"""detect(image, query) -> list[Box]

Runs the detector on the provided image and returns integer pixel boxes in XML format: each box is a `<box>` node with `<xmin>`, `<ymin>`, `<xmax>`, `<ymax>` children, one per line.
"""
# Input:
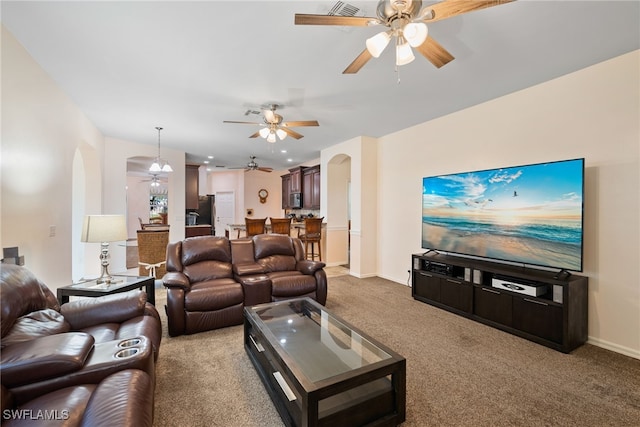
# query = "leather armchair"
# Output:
<box><xmin>163</xmin><ymin>236</ymin><xmax>244</xmax><ymax>336</ymax></box>
<box><xmin>1</xmin><ymin>369</ymin><xmax>154</xmax><ymax>427</ymax></box>
<box><xmin>0</xmin><ymin>265</ymin><xmax>161</xmax><ymax>361</ymax></box>
<box><xmin>0</xmin><ymin>265</ymin><xmax>161</xmax><ymax>423</ymax></box>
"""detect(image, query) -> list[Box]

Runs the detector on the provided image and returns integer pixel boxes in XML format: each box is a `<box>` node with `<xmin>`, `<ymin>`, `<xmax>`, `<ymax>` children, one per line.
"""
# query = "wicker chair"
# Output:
<box><xmin>245</xmin><ymin>218</ymin><xmax>267</xmax><ymax>237</ymax></box>
<box><xmin>269</xmin><ymin>217</ymin><xmax>292</xmax><ymax>235</ymax></box>
<box><xmin>137</xmin><ymin>229</ymin><xmax>169</xmax><ymax>279</ymax></box>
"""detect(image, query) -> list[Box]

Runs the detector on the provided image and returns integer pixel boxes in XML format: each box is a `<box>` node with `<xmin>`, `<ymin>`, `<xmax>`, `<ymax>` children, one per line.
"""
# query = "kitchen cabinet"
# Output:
<box><xmin>281</xmin><ymin>165</ymin><xmax>321</xmax><ymax>210</ymax></box>
<box><xmin>281</xmin><ymin>174</ymin><xmax>291</xmax><ymax>209</ymax></box>
<box><xmin>185</xmin><ymin>165</ymin><xmax>199</xmax><ymax>210</ymax></box>
<box><xmin>288</xmin><ymin>167</ymin><xmax>303</xmax><ymax>193</ymax></box>
<box><xmin>302</xmin><ymin>165</ymin><xmax>320</xmax><ymax>209</ymax></box>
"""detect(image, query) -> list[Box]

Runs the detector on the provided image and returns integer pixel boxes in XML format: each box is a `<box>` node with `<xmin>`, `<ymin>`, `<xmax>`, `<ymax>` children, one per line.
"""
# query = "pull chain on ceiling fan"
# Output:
<box><xmin>294</xmin><ymin>0</ymin><xmax>514</xmax><ymax>74</ymax></box>
<box><xmin>224</xmin><ymin>104</ymin><xmax>319</xmax><ymax>142</ymax></box>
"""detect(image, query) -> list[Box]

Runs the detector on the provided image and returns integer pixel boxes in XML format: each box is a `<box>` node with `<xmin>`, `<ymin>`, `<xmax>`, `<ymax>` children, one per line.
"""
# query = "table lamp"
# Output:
<box><xmin>81</xmin><ymin>215</ymin><xmax>128</xmax><ymax>284</ymax></box>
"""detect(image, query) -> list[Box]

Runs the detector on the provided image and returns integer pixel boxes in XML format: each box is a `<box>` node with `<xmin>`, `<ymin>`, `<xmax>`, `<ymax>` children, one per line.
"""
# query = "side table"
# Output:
<box><xmin>57</xmin><ymin>275</ymin><xmax>155</xmax><ymax>305</ymax></box>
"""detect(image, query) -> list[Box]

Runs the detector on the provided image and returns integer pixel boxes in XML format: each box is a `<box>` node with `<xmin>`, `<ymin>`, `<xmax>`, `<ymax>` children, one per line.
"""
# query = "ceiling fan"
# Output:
<box><xmin>295</xmin><ymin>0</ymin><xmax>513</xmax><ymax>74</ymax></box>
<box><xmin>232</xmin><ymin>156</ymin><xmax>273</xmax><ymax>173</ymax></box>
<box><xmin>141</xmin><ymin>174</ymin><xmax>164</xmax><ymax>187</ymax></box>
<box><xmin>224</xmin><ymin>104</ymin><xmax>319</xmax><ymax>142</ymax></box>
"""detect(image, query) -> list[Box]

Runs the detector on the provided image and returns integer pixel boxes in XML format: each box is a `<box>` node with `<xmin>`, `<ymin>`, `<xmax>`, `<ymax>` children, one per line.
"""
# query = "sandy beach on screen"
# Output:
<box><xmin>421</xmin><ymin>223</ymin><xmax>581</xmax><ymax>270</ymax></box>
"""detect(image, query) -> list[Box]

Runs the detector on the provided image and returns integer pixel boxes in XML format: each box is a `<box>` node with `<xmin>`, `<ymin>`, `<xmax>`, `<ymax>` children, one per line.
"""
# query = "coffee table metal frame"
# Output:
<box><xmin>57</xmin><ymin>275</ymin><xmax>155</xmax><ymax>305</ymax></box>
<box><xmin>244</xmin><ymin>297</ymin><xmax>406</xmax><ymax>427</ymax></box>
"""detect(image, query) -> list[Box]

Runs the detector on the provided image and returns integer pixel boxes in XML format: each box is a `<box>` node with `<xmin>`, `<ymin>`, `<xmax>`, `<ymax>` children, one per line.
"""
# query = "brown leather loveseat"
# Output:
<box><xmin>0</xmin><ymin>264</ymin><xmax>161</xmax><ymax>426</ymax></box>
<box><xmin>163</xmin><ymin>234</ymin><xmax>327</xmax><ymax>336</ymax></box>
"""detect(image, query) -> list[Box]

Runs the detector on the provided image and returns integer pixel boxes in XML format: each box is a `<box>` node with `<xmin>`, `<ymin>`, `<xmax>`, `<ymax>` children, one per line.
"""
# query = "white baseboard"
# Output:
<box><xmin>587</xmin><ymin>336</ymin><xmax>640</xmax><ymax>360</ymax></box>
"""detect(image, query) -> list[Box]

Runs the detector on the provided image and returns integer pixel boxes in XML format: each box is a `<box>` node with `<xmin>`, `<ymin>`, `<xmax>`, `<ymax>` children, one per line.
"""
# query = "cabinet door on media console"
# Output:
<box><xmin>512</xmin><ymin>297</ymin><xmax>563</xmax><ymax>344</ymax></box>
<box><xmin>413</xmin><ymin>271</ymin><xmax>441</xmax><ymax>302</ymax></box>
<box><xmin>440</xmin><ymin>278</ymin><xmax>472</xmax><ymax>313</ymax></box>
<box><xmin>473</xmin><ymin>286</ymin><xmax>513</xmax><ymax>327</ymax></box>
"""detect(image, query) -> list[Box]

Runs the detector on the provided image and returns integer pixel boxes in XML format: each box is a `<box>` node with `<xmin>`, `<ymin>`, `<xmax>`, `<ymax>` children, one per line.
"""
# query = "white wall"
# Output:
<box><xmin>375</xmin><ymin>51</ymin><xmax>639</xmax><ymax>358</ymax></box>
<box><xmin>1</xmin><ymin>27</ymin><xmax>104</xmax><ymax>288</ymax></box>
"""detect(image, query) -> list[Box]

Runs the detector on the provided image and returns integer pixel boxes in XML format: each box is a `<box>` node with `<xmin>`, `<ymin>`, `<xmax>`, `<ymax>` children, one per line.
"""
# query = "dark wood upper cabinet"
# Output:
<box><xmin>281</xmin><ymin>165</ymin><xmax>321</xmax><ymax>210</ymax></box>
<box><xmin>185</xmin><ymin>164</ymin><xmax>199</xmax><ymax>210</ymax></box>
<box><xmin>288</xmin><ymin>167</ymin><xmax>303</xmax><ymax>193</ymax></box>
<box><xmin>303</xmin><ymin>165</ymin><xmax>321</xmax><ymax>210</ymax></box>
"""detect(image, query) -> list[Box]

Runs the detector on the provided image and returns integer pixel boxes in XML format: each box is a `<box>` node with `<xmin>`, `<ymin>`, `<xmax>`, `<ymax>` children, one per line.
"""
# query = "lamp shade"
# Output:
<box><xmin>404</xmin><ymin>22</ymin><xmax>428</xmax><ymax>47</ymax></box>
<box><xmin>81</xmin><ymin>215</ymin><xmax>128</xmax><ymax>243</ymax></box>
<box><xmin>275</xmin><ymin>128</ymin><xmax>287</xmax><ymax>140</ymax></box>
<box><xmin>259</xmin><ymin>127</ymin><xmax>270</xmax><ymax>138</ymax></box>
<box><xmin>396</xmin><ymin>38</ymin><xmax>415</xmax><ymax>66</ymax></box>
<box><xmin>149</xmin><ymin>161</ymin><xmax>162</xmax><ymax>173</ymax></box>
<box><xmin>366</xmin><ymin>31</ymin><xmax>391</xmax><ymax>58</ymax></box>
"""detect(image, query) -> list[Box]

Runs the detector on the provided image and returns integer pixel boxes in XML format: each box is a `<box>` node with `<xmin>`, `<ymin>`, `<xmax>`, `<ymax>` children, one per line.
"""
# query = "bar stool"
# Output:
<box><xmin>245</xmin><ymin>218</ymin><xmax>267</xmax><ymax>237</ymax></box>
<box><xmin>298</xmin><ymin>217</ymin><xmax>323</xmax><ymax>261</ymax></box>
<box><xmin>269</xmin><ymin>217</ymin><xmax>292</xmax><ymax>235</ymax></box>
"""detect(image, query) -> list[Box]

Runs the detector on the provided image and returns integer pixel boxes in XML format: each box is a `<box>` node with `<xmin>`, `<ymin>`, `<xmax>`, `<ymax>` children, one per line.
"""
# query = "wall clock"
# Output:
<box><xmin>258</xmin><ymin>189</ymin><xmax>269</xmax><ymax>204</ymax></box>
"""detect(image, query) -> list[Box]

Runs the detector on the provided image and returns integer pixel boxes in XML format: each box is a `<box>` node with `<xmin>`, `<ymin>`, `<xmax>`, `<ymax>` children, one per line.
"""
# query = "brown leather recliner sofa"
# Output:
<box><xmin>0</xmin><ymin>264</ymin><xmax>161</xmax><ymax>426</ymax></box>
<box><xmin>163</xmin><ymin>234</ymin><xmax>327</xmax><ymax>336</ymax></box>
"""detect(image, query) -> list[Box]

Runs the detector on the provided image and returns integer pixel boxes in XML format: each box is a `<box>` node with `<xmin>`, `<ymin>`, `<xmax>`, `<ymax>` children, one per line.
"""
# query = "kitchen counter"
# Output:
<box><xmin>225</xmin><ymin>222</ymin><xmax>326</xmax><ymax>239</ymax></box>
<box><xmin>185</xmin><ymin>224</ymin><xmax>213</xmax><ymax>238</ymax></box>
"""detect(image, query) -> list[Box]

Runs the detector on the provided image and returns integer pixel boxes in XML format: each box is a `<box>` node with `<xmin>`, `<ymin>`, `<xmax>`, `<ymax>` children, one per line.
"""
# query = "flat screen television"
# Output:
<box><xmin>422</xmin><ymin>158</ymin><xmax>584</xmax><ymax>272</ymax></box>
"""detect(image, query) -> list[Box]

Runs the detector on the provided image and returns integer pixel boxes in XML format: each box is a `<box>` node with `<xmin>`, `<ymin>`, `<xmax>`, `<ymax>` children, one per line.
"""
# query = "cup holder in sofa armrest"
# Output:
<box><xmin>0</xmin><ymin>332</ymin><xmax>95</xmax><ymax>388</ymax></box>
<box><xmin>117</xmin><ymin>338</ymin><xmax>142</xmax><ymax>348</ymax></box>
<box><xmin>114</xmin><ymin>348</ymin><xmax>140</xmax><ymax>359</ymax></box>
<box><xmin>7</xmin><ymin>336</ymin><xmax>155</xmax><ymax>405</ymax></box>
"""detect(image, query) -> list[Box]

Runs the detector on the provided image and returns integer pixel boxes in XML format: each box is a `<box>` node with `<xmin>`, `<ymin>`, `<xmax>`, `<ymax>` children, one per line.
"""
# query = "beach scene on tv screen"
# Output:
<box><xmin>422</xmin><ymin>159</ymin><xmax>583</xmax><ymax>271</ymax></box>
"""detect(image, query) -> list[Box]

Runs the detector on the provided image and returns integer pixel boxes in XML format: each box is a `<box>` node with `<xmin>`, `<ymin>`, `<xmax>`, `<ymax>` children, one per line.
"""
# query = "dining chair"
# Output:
<box><xmin>269</xmin><ymin>217</ymin><xmax>292</xmax><ymax>235</ymax></box>
<box><xmin>298</xmin><ymin>217</ymin><xmax>323</xmax><ymax>261</ymax></box>
<box><xmin>245</xmin><ymin>217</ymin><xmax>267</xmax><ymax>237</ymax></box>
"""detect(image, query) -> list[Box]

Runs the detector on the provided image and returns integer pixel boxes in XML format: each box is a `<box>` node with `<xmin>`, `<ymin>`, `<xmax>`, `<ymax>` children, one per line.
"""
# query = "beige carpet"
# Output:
<box><xmin>153</xmin><ymin>273</ymin><xmax>640</xmax><ymax>427</ymax></box>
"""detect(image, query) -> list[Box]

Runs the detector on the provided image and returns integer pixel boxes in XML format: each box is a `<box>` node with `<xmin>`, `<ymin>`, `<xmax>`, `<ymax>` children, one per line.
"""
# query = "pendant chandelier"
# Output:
<box><xmin>149</xmin><ymin>126</ymin><xmax>173</xmax><ymax>173</ymax></box>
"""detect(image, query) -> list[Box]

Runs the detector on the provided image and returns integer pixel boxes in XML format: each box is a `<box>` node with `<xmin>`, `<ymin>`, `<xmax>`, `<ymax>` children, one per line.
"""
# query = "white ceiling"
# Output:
<box><xmin>2</xmin><ymin>1</ymin><xmax>639</xmax><ymax>171</ymax></box>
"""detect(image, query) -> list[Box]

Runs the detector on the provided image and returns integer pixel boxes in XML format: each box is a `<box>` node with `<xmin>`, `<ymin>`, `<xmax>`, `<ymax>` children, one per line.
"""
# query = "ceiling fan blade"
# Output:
<box><xmin>294</xmin><ymin>14</ymin><xmax>376</xmax><ymax>27</ymax></box>
<box><xmin>280</xmin><ymin>127</ymin><xmax>304</xmax><ymax>140</ymax></box>
<box><xmin>223</xmin><ymin>120</ymin><xmax>261</xmax><ymax>125</ymax></box>
<box><xmin>343</xmin><ymin>49</ymin><xmax>373</xmax><ymax>74</ymax></box>
<box><xmin>415</xmin><ymin>36</ymin><xmax>455</xmax><ymax>68</ymax></box>
<box><xmin>257</xmin><ymin>167</ymin><xmax>273</xmax><ymax>173</ymax></box>
<box><xmin>248</xmin><ymin>131</ymin><xmax>261</xmax><ymax>138</ymax></box>
<box><xmin>281</xmin><ymin>120</ymin><xmax>319</xmax><ymax>127</ymax></box>
<box><xmin>428</xmin><ymin>0</ymin><xmax>514</xmax><ymax>23</ymax></box>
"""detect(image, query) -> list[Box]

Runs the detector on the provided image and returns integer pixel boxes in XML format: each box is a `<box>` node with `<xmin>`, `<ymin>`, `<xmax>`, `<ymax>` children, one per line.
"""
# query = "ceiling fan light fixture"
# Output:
<box><xmin>266</xmin><ymin>132</ymin><xmax>277</xmax><ymax>143</ymax></box>
<box><xmin>395</xmin><ymin>36</ymin><xmax>415</xmax><ymax>66</ymax></box>
<box><xmin>259</xmin><ymin>127</ymin><xmax>270</xmax><ymax>138</ymax></box>
<box><xmin>275</xmin><ymin>128</ymin><xmax>287</xmax><ymax>140</ymax></box>
<box><xmin>161</xmin><ymin>163</ymin><xmax>173</xmax><ymax>173</ymax></box>
<box><xmin>404</xmin><ymin>22</ymin><xmax>427</xmax><ymax>47</ymax></box>
<box><xmin>366</xmin><ymin>31</ymin><xmax>391</xmax><ymax>58</ymax></box>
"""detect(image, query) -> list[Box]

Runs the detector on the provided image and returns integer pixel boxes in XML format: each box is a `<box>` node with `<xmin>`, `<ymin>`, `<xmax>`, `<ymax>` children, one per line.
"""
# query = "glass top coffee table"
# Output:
<box><xmin>244</xmin><ymin>297</ymin><xmax>406</xmax><ymax>427</ymax></box>
<box><xmin>56</xmin><ymin>275</ymin><xmax>155</xmax><ymax>305</ymax></box>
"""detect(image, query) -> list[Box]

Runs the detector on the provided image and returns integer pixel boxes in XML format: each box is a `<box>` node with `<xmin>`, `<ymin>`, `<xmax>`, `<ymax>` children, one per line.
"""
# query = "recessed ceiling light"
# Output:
<box><xmin>287</xmin><ymin>158</ymin><xmax>293</xmax><ymax>162</ymax></box>
<box><xmin>204</xmin><ymin>160</ymin><xmax>210</xmax><ymax>164</ymax></box>
<box><xmin>208</xmin><ymin>155</ymin><xmax>214</xmax><ymax>159</ymax></box>
<box><xmin>281</xmin><ymin>150</ymin><xmax>287</xmax><ymax>153</ymax></box>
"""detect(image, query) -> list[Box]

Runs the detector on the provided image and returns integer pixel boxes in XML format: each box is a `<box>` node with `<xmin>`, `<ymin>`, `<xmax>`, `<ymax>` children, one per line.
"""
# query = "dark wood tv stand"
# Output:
<box><xmin>411</xmin><ymin>252</ymin><xmax>588</xmax><ymax>353</ymax></box>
